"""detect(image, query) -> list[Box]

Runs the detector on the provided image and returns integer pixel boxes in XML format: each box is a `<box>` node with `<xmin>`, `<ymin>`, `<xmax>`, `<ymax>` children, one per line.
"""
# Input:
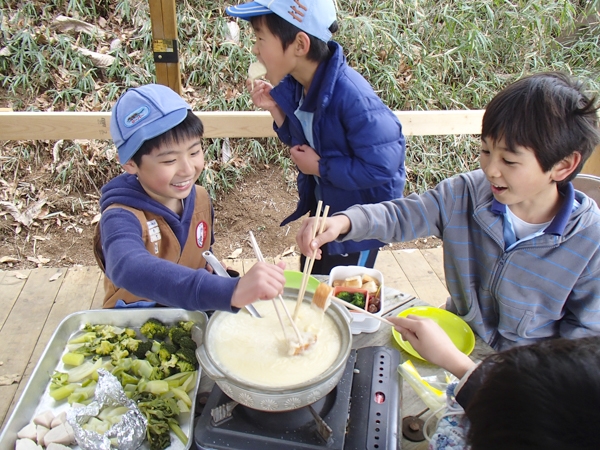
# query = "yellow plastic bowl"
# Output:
<box><xmin>392</xmin><ymin>306</ymin><xmax>475</xmax><ymax>361</ymax></box>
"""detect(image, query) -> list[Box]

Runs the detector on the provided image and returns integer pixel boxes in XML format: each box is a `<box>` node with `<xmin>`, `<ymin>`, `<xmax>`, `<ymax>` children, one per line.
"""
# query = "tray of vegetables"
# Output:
<box><xmin>0</xmin><ymin>308</ymin><xmax>207</xmax><ymax>450</ymax></box>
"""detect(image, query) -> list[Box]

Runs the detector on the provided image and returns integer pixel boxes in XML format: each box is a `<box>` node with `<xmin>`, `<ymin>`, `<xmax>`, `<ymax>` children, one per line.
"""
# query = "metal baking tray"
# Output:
<box><xmin>0</xmin><ymin>308</ymin><xmax>208</xmax><ymax>450</ymax></box>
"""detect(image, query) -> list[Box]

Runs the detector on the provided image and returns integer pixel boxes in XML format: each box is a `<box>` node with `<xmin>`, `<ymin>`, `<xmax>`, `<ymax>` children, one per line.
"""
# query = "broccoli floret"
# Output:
<box><xmin>122</xmin><ymin>327</ymin><xmax>138</xmax><ymax>339</ymax></box>
<box><xmin>111</xmin><ymin>346</ymin><xmax>129</xmax><ymax>362</ymax></box>
<box><xmin>178</xmin><ymin>321</ymin><xmax>194</xmax><ymax>332</ymax></box>
<box><xmin>335</xmin><ymin>291</ymin><xmax>353</xmax><ymax>302</ymax></box>
<box><xmin>168</xmin><ymin>327</ymin><xmax>189</xmax><ymax>346</ymax></box>
<box><xmin>176</xmin><ymin>348</ymin><xmax>197</xmax><ymax>366</ymax></box>
<box><xmin>133</xmin><ymin>341</ymin><xmax>154</xmax><ymax>359</ymax></box>
<box><xmin>351</xmin><ymin>292</ymin><xmax>366</xmax><ymax>309</ymax></box>
<box><xmin>140</xmin><ymin>318</ymin><xmax>168</xmax><ymax>340</ymax></box>
<box><xmin>176</xmin><ymin>360</ymin><xmax>195</xmax><ymax>373</ymax></box>
<box><xmin>121</xmin><ymin>337</ymin><xmax>143</xmax><ymax>353</ymax></box>
<box><xmin>95</xmin><ymin>340</ymin><xmax>115</xmax><ymax>356</ymax></box>
<box><xmin>146</xmin><ymin>351</ymin><xmax>161</xmax><ymax>368</ymax></box>
<box><xmin>158</xmin><ymin>342</ymin><xmax>177</xmax><ymax>361</ymax></box>
<box><xmin>177</xmin><ymin>336</ymin><xmax>197</xmax><ymax>350</ymax></box>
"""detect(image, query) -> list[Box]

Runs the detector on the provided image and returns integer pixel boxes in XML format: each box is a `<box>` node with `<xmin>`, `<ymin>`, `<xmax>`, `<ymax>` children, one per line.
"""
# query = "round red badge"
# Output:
<box><xmin>196</xmin><ymin>221</ymin><xmax>208</xmax><ymax>248</ymax></box>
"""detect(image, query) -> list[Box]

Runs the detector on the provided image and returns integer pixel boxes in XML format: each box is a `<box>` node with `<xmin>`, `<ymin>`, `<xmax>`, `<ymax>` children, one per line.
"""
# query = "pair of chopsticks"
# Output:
<box><xmin>293</xmin><ymin>201</ymin><xmax>330</xmax><ymax>321</ymax></box>
<box><xmin>248</xmin><ymin>231</ymin><xmax>306</xmax><ymax>348</ymax></box>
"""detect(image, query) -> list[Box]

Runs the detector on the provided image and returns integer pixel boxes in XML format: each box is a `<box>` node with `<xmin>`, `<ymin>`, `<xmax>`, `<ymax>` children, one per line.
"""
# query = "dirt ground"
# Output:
<box><xmin>0</xmin><ymin>165</ymin><xmax>441</xmax><ymax>271</ymax></box>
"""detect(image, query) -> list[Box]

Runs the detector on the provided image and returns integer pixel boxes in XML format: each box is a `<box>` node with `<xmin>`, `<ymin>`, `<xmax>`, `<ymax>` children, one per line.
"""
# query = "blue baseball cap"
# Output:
<box><xmin>226</xmin><ymin>0</ymin><xmax>337</xmax><ymax>43</ymax></box>
<box><xmin>110</xmin><ymin>84</ymin><xmax>191</xmax><ymax>163</ymax></box>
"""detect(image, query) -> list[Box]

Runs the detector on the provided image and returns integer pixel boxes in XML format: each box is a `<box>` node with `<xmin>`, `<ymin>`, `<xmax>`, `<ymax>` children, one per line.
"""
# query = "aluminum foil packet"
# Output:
<box><xmin>67</xmin><ymin>369</ymin><xmax>147</xmax><ymax>450</ymax></box>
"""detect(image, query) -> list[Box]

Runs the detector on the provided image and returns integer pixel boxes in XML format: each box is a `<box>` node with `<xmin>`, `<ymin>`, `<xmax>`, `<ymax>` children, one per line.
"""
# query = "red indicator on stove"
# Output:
<box><xmin>374</xmin><ymin>392</ymin><xmax>386</xmax><ymax>403</ymax></box>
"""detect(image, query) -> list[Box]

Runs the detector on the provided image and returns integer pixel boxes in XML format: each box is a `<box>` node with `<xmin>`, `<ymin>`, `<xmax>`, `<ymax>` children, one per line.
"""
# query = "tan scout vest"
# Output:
<box><xmin>93</xmin><ymin>186</ymin><xmax>212</xmax><ymax>308</ymax></box>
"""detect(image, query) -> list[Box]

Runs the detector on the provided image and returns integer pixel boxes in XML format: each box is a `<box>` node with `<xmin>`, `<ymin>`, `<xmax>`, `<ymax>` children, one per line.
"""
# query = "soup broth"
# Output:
<box><xmin>210</xmin><ymin>299</ymin><xmax>342</xmax><ymax>388</ymax></box>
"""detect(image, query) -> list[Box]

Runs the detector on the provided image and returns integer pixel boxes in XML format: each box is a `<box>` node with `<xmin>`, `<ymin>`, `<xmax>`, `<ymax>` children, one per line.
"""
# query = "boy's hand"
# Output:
<box><xmin>230</xmin><ymin>260</ymin><xmax>286</xmax><ymax>309</ymax></box>
<box><xmin>388</xmin><ymin>315</ymin><xmax>475</xmax><ymax>378</ymax></box>
<box><xmin>290</xmin><ymin>144</ymin><xmax>320</xmax><ymax>176</ymax></box>
<box><xmin>296</xmin><ymin>215</ymin><xmax>351</xmax><ymax>258</ymax></box>
<box><xmin>248</xmin><ymin>79</ymin><xmax>277</xmax><ymax>111</ymax></box>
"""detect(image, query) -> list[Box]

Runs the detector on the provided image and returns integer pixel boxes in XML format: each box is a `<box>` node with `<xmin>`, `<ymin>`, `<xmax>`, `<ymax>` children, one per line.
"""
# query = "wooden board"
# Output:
<box><xmin>375</xmin><ymin>250</ymin><xmax>417</xmax><ymax>298</ymax></box>
<box><xmin>391</xmin><ymin>250</ymin><xmax>449</xmax><ymax>307</ymax></box>
<box><xmin>0</xmin><ymin>268</ymin><xmax>63</xmax><ymax>426</ymax></box>
<box><xmin>0</xmin><ymin>270</ymin><xmax>30</xmax><ymax>329</ymax></box>
<box><xmin>0</xmin><ymin>110</ymin><xmax>485</xmax><ymax>140</ymax></box>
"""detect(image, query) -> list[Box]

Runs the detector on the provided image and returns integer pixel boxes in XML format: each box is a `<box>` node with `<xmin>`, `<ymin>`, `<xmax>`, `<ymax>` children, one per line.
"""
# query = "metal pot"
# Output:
<box><xmin>195</xmin><ymin>288</ymin><xmax>352</xmax><ymax>412</ymax></box>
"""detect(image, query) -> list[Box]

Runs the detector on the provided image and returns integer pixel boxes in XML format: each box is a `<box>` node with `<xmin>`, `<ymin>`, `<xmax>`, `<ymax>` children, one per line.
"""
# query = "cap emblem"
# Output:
<box><xmin>124</xmin><ymin>105</ymin><xmax>150</xmax><ymax>128</ymax></box>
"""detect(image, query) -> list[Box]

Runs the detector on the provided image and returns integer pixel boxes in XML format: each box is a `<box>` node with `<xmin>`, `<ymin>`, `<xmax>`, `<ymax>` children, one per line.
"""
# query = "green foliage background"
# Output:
<box><xmin>0</xmin><ymin>0</ymin><xmax>598</xmax><ymax>196</ymax></box>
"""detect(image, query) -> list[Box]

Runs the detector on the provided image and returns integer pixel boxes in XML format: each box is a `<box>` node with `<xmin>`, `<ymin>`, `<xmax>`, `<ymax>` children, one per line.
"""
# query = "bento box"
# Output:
<box><xmin>328</xmin><ymin>266</ymin><xmax>385</xmax><ymax>334</ymax></box>
<box><xmin>0</xmin><ymin>308</ymin><xmax>207</xmax><ymax>450</ymax></box>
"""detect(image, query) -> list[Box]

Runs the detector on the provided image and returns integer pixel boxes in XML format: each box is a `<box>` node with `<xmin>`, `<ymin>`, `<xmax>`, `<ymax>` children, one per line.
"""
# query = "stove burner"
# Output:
<box><xmin>194</xmin><ymin>346</ymin><xmax>400</xmax><ymax>450</ymax></box>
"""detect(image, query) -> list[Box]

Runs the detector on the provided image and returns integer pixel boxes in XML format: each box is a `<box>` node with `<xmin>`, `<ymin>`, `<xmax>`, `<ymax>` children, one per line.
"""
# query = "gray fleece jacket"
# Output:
<box><xmin>340</xmin><ymin>169</ymin><xmax>600</xmax><ymax>350</ymax></box>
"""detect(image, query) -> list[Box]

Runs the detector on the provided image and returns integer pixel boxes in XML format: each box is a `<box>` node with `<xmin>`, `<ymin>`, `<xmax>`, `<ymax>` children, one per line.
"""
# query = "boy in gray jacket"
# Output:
<box><xmin>297</xmin><ymin>72</ymin><xmax>600</xmax><ymax>350</ymax></box>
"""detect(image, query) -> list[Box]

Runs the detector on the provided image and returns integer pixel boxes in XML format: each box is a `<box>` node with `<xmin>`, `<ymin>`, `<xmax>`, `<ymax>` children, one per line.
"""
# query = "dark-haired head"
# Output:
<box><xmin>482</xmin><ymin>72</ymin><xmax>600</xmax><ymax>186</ymax></box>
<box><xmin>250</xmin><ymin>14</ymin><xmax>338</xmax><ymax>63</ymax></box>
<box><xmin>466</xmin><ymin>336</ymin><xmax>600</xmax><ymax>450</ymax></box>
<box><xmin>131</xmin><ymin>110</ymin><xmax>203</xmax><ymax>167</ymax></box>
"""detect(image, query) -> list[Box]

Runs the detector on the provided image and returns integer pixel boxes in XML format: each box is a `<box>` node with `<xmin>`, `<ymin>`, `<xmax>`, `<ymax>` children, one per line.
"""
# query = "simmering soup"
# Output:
<box><xmin>210</xmin><ymin>299</ymin><xmax>342</xmax><ymax>388</ymax></box>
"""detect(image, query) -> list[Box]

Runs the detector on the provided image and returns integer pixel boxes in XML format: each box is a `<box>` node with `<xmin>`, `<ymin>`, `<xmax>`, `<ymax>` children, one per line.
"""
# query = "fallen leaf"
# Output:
<box><xmin>91</xmin><ymin>213</ymin><xmax>101</xmax><ymax>224</ymax></box>
<box><xmin>0</xmin><ymin>256</ymin><xmax>19</xmax><ymax>264</ymax></box>
<box><xmin>73</xmin><ymin>45</ymin><xmax>115</xmax><ymax>67</ymax></box>
<box><xmin>228</xmin><ymin>248</ymin><xmax>243</xmax><ymax>259</ymax></box>
<box><xmin>0</xmin><ymin>374</ymin><xmax>21</xmax><ymax>386</ymax></box>
<box><xmin>51</xmin><ymin>15</ymin><xmax>105</xmax><ymax>37</ymax></box>
<box><xmin>0</xmin><ymin>198</ymin><xmax>47</xmax><ymax>227</ymax></box>
<box><xmin>48</xmin><ymin>272</ymin><xmax>63</xmax><ymax>282</ymax></box>
<box><xmin>13</xmin><ymin>272</ymin><xmax>28</xmax><ymax>279</ymax></box>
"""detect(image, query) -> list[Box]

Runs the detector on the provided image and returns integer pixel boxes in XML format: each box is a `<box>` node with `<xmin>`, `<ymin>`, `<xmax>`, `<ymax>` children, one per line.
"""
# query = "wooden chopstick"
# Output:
<box><xmin>293</xmin><ymin>202</ymin><xmax>329</xmax><ymax>320</ymax></box>
<box><xmin>248</xmin><ymin>231</ymin><xmax>306</xmax><ymax>347</ymax></box>
<box><xmin>329</xmin><ymin>296</ymin><xmax>395</xmax><ymax>326</ymax></box>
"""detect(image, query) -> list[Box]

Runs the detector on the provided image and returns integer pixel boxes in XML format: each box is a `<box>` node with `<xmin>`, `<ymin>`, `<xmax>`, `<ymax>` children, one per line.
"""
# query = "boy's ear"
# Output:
<box><xmin>293</xmin><ymin>32</ymin><xmax>311</xmax><ymax>57</ymax></box>
<box><xmin>552</xmin><ymin>151</ymin><xmax>582</xmax><ymax>182</ymax></box>
<box><xmin>121</xmin><ymin>158</ymin><xmax>139</xmax><ymax>175</ymax></box>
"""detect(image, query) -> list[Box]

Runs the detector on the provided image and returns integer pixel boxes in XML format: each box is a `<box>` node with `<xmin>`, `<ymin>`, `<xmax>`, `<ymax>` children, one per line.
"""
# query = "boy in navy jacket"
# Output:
<box><xmin>226</xmin><ymin>0</ymin><xmax>407</xmax><ymax>274</ymax></box>
<box><xmin>95</xmin><ymin>84</ymin><xmax>286</xmax><ymax>310</ymax></box>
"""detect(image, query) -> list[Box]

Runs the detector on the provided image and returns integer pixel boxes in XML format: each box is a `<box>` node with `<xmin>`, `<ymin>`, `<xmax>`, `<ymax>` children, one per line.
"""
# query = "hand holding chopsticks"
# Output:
<box><xmin>293</xmin><ymin>201</ymin><xmax>330</xmax><ymax>321</ymax></box>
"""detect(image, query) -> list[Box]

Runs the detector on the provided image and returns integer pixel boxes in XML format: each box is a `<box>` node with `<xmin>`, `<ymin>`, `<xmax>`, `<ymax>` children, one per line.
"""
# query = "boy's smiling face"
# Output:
<box><xmin>480</xmin><ymin>137</ymin><xmax>571</xmax><ymax>223</ymax></box>
<box><xmin>122</xmin><ymin>137</ymin><xmax>204</xmax><ymax>214</ymax></box>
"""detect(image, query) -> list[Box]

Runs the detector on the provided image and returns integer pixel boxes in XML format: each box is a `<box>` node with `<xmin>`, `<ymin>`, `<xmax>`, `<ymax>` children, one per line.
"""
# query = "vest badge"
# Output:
<box><xmin>196</xmin><ymin>221</ymin><xmax>208</xmax><ymax>248</ymax></box>
<box><xmin>147</xmin><ymin>219</ymin><xmax>161</xmax><ymax>254</ymax></box>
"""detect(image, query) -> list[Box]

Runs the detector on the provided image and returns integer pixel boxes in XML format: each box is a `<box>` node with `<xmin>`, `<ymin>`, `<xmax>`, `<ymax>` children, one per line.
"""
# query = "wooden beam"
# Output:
<box><xmin>148</xmin><ymin>0</ymin><xmax>181</xmax><ymax>94</ymax></box>
<box><xmin>0</xmin><ymin>110</ymin><xmax>485</xmax><ymax>140</ymax></box>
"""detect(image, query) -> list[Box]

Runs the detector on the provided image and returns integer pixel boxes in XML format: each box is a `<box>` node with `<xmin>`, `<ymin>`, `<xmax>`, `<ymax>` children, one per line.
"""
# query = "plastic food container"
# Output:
<box><xmin>328</xmin><ymin>266</ymin><xmax>385</xmax><ymax>334</ymax></box>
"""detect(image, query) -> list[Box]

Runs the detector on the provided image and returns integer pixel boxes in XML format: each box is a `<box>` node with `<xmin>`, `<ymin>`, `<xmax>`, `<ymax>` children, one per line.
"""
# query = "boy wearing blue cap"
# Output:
<box><xmin>94</xmin><ymin>84</ymin><xmax>286</xmax><ymax>309</ymax></box>
<box><xmin>226</xmin><ymin>0</ymin><xmax>407</xmax><ymax>274</ymax></box>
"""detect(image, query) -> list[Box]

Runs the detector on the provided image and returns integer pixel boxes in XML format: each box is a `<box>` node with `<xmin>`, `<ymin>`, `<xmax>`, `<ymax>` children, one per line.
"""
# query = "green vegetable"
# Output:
<box><xmin>140</xmin><ymin>318</ymin><xmax>168</xmax><ymax>340</ymax></box>
<box><xmin>351</xmin><ymin>292</ymin><xmax>366</xmax><ymax>309</ymax></box>
<box><xmin>62</xmin><ymin>352</ymin><xmax>85</xmax><ymax>367</ymax></box>
<box><xmin>335</xmin><ymin>291</ymin><xmax>352</xmax><ymax>302</ymax></box>
<box><xmin>134</xmin><ymin>392</ymin><xmax>186</xmax><ymax>450</ymax></box>
<box><xmin>133</xmin><ymin>341</ymin><xmax>153</xmax><ymax>360</ymax></box>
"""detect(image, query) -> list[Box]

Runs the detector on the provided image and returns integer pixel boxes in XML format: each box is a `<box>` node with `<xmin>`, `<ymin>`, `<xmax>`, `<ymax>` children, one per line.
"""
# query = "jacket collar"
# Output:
<box><xmin>491</xmin><ymin>182</ymin><xmax>575</xmax><ymax>236</ymax></box>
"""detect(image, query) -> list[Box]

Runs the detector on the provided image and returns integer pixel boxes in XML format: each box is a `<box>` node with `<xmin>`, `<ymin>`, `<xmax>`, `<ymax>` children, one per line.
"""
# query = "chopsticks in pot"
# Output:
<box><xmin>293</xmin><ymin>202</ymin><xmax>330</xmax><ymax>321</ymax></box>
<box><xmin>248</xmin><ymin>231</ymin><xmax>307</xmax><ymax>350</ymax></box>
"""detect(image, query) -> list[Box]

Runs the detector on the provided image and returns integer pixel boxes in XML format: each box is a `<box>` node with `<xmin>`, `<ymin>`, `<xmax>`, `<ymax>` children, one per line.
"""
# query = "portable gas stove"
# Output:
<box><xmin>194</xmin><ymin>346</ymin><xmax>401</xmax><ymax>450</ymax></box>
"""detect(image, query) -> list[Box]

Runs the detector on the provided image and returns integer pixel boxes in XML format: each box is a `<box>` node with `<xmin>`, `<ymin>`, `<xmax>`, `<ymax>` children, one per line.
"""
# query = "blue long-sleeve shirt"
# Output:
<box><xmin>98</xmin><ymin>173</ymin><xmax>237</xmax><ymax>311</ymax></box>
